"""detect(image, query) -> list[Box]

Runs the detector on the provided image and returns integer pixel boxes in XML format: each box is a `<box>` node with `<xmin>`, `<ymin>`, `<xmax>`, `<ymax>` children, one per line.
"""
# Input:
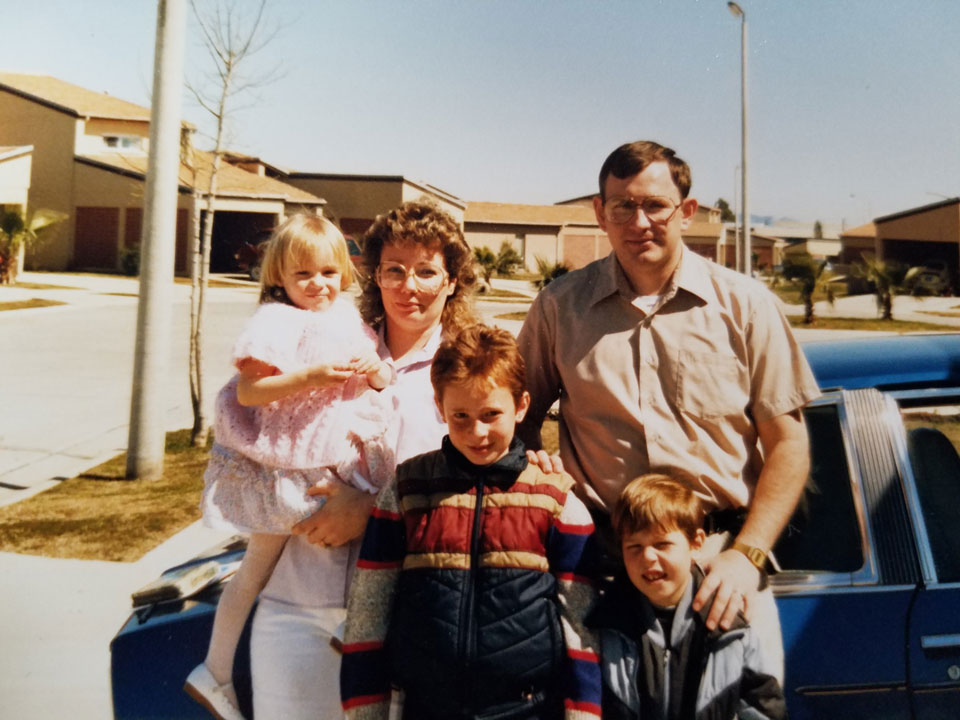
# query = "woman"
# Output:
<box><xmin>248</xmin><ymin>201</ymin><xmax>478</xmax><ymax>719</ymax></box>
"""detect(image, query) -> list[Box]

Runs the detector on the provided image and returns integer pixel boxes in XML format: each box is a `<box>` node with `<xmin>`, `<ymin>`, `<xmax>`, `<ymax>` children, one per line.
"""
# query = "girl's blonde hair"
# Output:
<box><xmin>259</xmin><ymin>213</ymin><xmax>355</xmax><ymax>305</ymax></box>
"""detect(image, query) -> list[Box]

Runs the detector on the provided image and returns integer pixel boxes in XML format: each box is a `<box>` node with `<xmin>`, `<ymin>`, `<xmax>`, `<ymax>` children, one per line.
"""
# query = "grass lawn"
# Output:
<box><xmin>0</xmin><ymin>419</ymin><xmax>561</xmax><ymax>562</ymax></box>
<box><xmin>767</xmin><ymin>280</ymin><xmax>851</xmax><ymax>307</ymax></box>
<box><xmin>787</xmin><ymin>316</ymin><xmax>951</xmax><ymax>332</ymax></box>
<box><xmin>0</xmin><ymin>298</ymin><xmax>67</xmax><ymax>312</ymax></box>
<box><xmin>10</xmin><ymin>281</ymin><xmax>79</xmax><ymax>291</ymax></box>
<box><xmin>496</xmin><ymin>311</ymin><xmax>529</xmax><ymax>321</ymax></box>
<box><xmin>477</xmin><ymin>287</ymin><xmax>531</xmax><ymax>299</ymax></box>
<box><xmin>0</xmin><ymin>429</ymin><xmax>209</xmax><ymax>562</ymax></box>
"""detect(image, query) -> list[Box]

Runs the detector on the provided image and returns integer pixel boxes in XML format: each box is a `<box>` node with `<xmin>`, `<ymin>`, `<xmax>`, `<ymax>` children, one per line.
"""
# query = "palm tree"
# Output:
<box><xmin>531</xmin><ymin>256</ymin><xmax>570</xmax><ymax>291</ymax></box>
<box><xmin>779</xmin><ymin>253</ymin><xmax>836</xmax><ymax>324</ymax></box>
<box><xmin>853</xmin><ymin>253</ymin><xmax>921</xmax><ymax>321</ymax></box>
<box><xmin>473</xmin><ymin>246</ymin><xmax>497</xmax><ymax>286</ymax></box>
<box><xmin>0</xmin><ymin>208</ymin><xmax>68</xmax><ymax>284</ymax></box>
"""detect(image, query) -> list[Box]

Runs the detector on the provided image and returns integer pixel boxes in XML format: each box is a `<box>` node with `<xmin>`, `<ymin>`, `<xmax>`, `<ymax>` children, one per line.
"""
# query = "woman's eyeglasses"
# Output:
<box><xmin>376</xmin><ymin>261</ymin><xmax>449</xmax><ymax>292</ymax></box>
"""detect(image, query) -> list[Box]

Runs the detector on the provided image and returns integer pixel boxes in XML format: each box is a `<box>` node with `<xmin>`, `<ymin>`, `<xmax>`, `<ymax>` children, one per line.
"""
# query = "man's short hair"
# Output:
<box><xmin>612</xmin><ymin>473</ymin><xmax>705</xmax><ymax>542</ymax></box>
<box><xmin>598</xmin><ymin>141</ymin><xmax>692</xmax><ymax>201</ymax></box>
<box><xmin>431</xmin><ymin>324</ymin><xmax>526</xmax><ymax>405</ymax></box>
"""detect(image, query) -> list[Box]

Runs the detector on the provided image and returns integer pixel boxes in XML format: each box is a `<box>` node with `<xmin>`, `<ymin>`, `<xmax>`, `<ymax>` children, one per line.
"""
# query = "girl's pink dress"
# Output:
<box><xmin>201</xmin><ymin>298</ymin><xmax>395</xmax><ymax>533</ymax></box>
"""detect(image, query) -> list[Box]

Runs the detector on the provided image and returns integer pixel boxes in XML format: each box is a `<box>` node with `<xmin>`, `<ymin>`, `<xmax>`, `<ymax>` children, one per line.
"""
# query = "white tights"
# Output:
<box><xmin>204</xmin><ymin>533</ymin><xmax>288</xmax><ymax>686</ymax></box>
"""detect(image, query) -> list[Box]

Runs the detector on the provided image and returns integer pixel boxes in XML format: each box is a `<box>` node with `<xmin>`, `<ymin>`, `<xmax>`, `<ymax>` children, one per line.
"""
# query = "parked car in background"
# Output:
<box><xmin>912</xmin><ymin>261</ymin><xmax>951</xmax><ymax>296</ymax></box>
<box><xmin>110</xmin><ymin>333</ymin><xmax>960</xmax><ymax>720</ymax></box>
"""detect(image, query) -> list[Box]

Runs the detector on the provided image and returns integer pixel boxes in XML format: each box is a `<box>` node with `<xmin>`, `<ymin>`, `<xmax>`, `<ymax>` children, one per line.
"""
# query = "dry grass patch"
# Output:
<box><xmin>496</xmin><ymin>311</ymin><xmax>529</xmax><ymax>322</ymax></box>
<box><xmin>0</xmin><ymin>298</ymin><xmax>67</xmax><ymax>312</ymax></box>
<box><xmin>0</xmin><ymin>419</ymin><xmax>561</xmax><ymax>563</ymax></box>
<box><xmin>0</xmin><ymin>429</ymin><xmax>209</xmax><ymax>562</ymax></box>
<box><xmin>12</xmin><ymin>282</ymin><xmax>79</xmax><ymax>291</ymax></box>
<box><xmin>787</xmin><ymin>316</ymin><xmax>950</xmax><ymax>332</ymax></box>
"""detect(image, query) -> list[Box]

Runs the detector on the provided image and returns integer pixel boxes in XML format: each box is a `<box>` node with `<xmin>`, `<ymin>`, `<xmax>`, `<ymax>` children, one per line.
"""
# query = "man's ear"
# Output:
<box><xmin>515</xmin><ymin>390</ymin><xmax>531</xmax><ymax>423</ymax></box>
<box><xmin>593</xmin><ymin>194</ymin><xmax>608</xmax><ymax>233</ymax></box>
<box><xmin>679</xmin><ymin>197</ymin><xmax>698</xmax><ymax>230</ymax></box>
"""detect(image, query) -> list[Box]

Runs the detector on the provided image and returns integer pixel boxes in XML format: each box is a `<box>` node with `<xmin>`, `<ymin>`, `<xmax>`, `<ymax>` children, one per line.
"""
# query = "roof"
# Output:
<box><xmin>554</xmin><ymin>193</ymin><xmax>596</xmax><ymax>206</ymax></box>
<box><xmin>464</xmin><ymin>201</ymin><xmax>598</xmax><ymax>227</ymax></box>
<box><xmin>874</xmin><ymin>197</ymin><xmax>960</xmax><ymax>224</ymax></box>
<box><xmin>222</xmin><ymin>152</ymin><xmax>290</xmax><ymax>177</ymax></box>
<box><xmin>0</xmin><ymin>145</ymin><xmax>32</xmax><ymax>162</ymax></box>
<box><xmin>0</xmin><ymin>73</ymin><xmax>153</xmax><ymax>121</ymax></box>
<box><xmin>803</xmin><ymin>333</ymin><xmax>960</xmax><ymax>392</ymax></box>
<box><xmin>76</xmin><ymin>151</ymin><xmax>325</xmax><ymax>204</ymax></box>
<box><xmin>840</xmin><ymin>222</ymin><xmax>876</xmax><ymax>239</ymax></box>
<box><xmin>286</xmin><ymin>171</ymin><xmax>465</xmax><ymax>207</ymax></box>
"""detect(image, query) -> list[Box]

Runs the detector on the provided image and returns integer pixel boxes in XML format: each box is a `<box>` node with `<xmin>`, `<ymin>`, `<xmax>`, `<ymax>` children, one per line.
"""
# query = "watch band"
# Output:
<box><xmin>731</xmin><ymin>541</ymin><xmax>768</xmax><ymax>571</ymax></box>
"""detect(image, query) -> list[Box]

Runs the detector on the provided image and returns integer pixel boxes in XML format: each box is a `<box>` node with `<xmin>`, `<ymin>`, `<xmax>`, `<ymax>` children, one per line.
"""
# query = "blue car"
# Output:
<box><xmin>110</xmin><ymin>333</ymin><xmax>960</xmax><ymax>719</ymax></box>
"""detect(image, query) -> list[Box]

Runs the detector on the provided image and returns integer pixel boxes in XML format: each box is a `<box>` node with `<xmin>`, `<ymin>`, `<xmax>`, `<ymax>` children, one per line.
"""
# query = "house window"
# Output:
<box><xmin>103</xmin><ymin>135</ymin><xmax>143</xmax><ymax>151</ymax></box>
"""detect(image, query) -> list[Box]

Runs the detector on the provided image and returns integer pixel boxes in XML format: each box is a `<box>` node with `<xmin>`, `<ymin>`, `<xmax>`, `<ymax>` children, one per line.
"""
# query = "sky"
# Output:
<box><xmin>3</xmin><ymin>0</ymin><xmax>959</xmax><ymax>229</ymax></box>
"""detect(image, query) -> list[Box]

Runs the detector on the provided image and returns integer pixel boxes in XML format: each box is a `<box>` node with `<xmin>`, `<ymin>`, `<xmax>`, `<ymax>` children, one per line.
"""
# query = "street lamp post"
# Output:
<box><xmin>728</xmin><ymin>1</ymin><xmax>749</xmax><ymax>275</ymax></box>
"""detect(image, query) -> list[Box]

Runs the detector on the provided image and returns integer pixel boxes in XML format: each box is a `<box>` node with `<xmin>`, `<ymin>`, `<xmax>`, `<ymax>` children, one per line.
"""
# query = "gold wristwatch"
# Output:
<box><xmin>731</xmin><ymin>541</ymin><xmax>768</xmax><ymax>571</ymax></box>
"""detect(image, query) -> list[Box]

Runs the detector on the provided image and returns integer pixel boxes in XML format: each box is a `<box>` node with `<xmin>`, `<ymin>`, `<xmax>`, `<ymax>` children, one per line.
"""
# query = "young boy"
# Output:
<box><xmin>340</xmin><ymin>324</ymin><xmax>602</xmax><ymax>720</ymax></box>
<box><xmin>587</xmin><ymin>474</ymin><xmax>786</xmax><ymax>720</ymax></box>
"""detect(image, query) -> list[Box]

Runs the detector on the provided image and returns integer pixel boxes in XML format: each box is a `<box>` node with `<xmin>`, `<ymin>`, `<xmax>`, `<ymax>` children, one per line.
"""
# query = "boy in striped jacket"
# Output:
<box><xmin>340</xmin><ymin>324</ymin><xmax>601</xmax><ymax>720</ymax></box>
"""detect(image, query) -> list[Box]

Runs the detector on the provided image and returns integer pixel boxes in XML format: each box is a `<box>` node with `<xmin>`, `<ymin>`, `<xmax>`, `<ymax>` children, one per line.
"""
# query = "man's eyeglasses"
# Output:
<box><xmin>376</xmin><ymin>261</ymin><xmax>449</xmax><ymax>291</ymax></box>
<box><xmin>603</xmin><ymin>195</ymin><xmax>683</xmax><ymax>225</ymax></box>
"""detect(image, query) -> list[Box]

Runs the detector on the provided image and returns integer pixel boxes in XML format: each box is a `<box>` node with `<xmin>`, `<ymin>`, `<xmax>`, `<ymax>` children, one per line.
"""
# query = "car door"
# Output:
<box><xmin>774</xmin><ymin>391</ymin><xmax>922</xmax><ymax>720</ymax></box>
<box><xmin>900</xmin><ymin>401</ymin><xmax>960</xmax><ymax>717</ymax></box>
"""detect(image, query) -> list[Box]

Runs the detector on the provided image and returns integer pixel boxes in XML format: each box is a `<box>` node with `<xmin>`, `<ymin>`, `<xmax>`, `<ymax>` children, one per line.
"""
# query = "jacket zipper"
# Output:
<box><xmin>458</xmin><ymin>478</ymin><xmax>485</xmax><ymax>713</ymax></box>
<box><xmin>661</xmin><ymin>646</ymin><xmax>671</xmax><ymax>720</ymax></box>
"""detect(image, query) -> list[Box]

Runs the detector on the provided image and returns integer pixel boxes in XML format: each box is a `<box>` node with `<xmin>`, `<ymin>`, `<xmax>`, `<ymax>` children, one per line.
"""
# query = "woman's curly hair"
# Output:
<box><xmin>358</xmin><ymin>200</ymin><xmax>477</xmax><ymax>335</ymax></box>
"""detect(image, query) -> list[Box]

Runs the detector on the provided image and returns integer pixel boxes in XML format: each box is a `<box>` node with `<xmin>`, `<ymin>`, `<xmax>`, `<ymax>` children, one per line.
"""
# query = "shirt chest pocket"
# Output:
<box><xmin>675</xmin><ymin>349</ymin><xmax>749</xmax><ymax>419</ymax></box>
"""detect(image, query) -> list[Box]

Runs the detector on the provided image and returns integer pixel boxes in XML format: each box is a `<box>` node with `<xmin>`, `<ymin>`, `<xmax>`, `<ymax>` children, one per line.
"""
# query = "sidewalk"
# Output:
<box><xmin>0</xmin><ymin>521</ymin><xmax>234</xmax><ymax>718</ymax></box>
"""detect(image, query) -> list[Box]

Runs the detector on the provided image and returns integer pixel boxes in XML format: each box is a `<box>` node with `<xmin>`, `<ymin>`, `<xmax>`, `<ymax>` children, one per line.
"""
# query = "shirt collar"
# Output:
<box><xmin>668</xmin><ymin>247</ymin><xmax>718</xmax><ymax>306</ymax></box>
<box><xmin>588</xmin><ymin>246</ymin><xmax>720</xmax><ymax>310</ymax></box>
<box><xmin>440</xmin><ymin>435</ymin><xmax>529</xmax><ymax>490</ymax></box>
<box><xmin>377</xmin><ymin>322</ymin><xmax>444</xmax><ymax>372</ymax></box>
<box><xmin>586</xmin><ymin>252</ymin><xmax>626</xmax><ymax>308</ymax></box>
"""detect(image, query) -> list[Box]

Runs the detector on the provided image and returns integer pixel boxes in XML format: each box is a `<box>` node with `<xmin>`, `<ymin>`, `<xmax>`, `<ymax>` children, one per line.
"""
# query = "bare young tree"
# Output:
<box><xmin>186</xmin><ymin>0</ymin><xmax>279</xmax><ymax>446</ymax></box>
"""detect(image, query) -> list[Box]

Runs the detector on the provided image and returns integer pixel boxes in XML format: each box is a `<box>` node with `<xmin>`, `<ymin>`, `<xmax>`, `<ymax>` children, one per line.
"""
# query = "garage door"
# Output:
<box><xmin>74</xmin><ymin>206</ymin><xmax>119</xmax><ymax>269</ymax></box>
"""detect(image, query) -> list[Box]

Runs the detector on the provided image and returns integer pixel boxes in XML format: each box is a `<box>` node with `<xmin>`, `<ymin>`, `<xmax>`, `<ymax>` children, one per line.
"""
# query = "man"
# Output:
<box><xmin>517</xmin><ymin>141</ymin><xmax>820</xmax><ymax>676</ymax></box>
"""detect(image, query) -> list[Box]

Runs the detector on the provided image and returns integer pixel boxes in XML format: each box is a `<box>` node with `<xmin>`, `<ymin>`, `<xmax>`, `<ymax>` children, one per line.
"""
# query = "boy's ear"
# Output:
<box><xmin>691</xmin><ymin>528</ymin><xmax>706</xmax><ymax>552</ymax></box>
<box><xmin>515</xmin><ymin>390</ymin><xmax>531</xmax><ymax>423</ymax></box>
<box><xmin>435</xmin><ymin>393</ymin><xmax>446</xmax><ymax>421</ymax></box>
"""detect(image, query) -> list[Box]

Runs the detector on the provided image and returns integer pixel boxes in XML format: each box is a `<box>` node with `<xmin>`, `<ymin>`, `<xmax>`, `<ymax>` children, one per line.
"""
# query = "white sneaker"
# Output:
<box><xmin>184</xmin><ymin>663</ymin><xmax>246</xmax><ymax>720</ymax></box>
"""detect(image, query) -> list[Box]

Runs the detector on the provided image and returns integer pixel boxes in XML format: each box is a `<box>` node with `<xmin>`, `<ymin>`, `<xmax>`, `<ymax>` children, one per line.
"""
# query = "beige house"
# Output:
<box><xmin>874</xmin><ymin>198</ymin><xmax>959</xmax><ymax>279</ymax></box>
<box><xmin>0</xmin><ymin>73</ymin><xmax>325</xmax><ymax>272</ymax></box>
<box><xmin>284</xmin><ymin>173</ymin><xmax>465</xmax><ymax>239</ymax></box>
<box><xmin>837</xmin><ymin>222</ymin><xmax>876</xmax><ymax>264</ymax></box>
<box><xmin>464</xmin><ymin>202</ymin><xmax>606</xmax><ymax>271</ymax></box>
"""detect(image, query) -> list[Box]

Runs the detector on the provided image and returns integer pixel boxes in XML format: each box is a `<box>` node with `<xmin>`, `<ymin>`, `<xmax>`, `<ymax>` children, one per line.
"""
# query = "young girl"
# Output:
<box><xmin>185</xmin><ymin>213</ymin><xmax>395</xmax><ymax>720</ymax></box>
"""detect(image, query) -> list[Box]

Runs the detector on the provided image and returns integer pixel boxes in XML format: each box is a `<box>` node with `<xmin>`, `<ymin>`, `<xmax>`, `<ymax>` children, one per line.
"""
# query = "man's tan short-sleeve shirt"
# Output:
<box><xmin>517</xmin><ymin>249</ymin><xmax>820</xmax><ymax>513</ymax></box>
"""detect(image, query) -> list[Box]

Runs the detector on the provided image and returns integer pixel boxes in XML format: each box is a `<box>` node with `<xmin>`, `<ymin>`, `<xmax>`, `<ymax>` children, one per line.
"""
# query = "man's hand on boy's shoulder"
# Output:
<box><xmin>526</xmin><ymin>449</ymin><xmax>564</xmax><ymax>474</ymax></box>
<box><xmin>693</xmin><ymin>549</ymin><xmax>761</xmax><ymax>630</ymax></box>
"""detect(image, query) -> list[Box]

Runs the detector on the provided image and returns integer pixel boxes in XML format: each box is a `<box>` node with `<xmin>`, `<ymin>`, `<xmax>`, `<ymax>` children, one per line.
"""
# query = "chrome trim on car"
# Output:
<box><xmin>834</xmin><ymin>397</ymin><xmax>881</xmax><ymax>586</ymax></box>
<box><xmin>794</xmin><ymin>682</ymin><xmax>907</xmax><ymax>696</ymax></box>
<box><xmin>884</xmin><ymin>393</ymin><xmax>938</xmax><ymax>584</ymax></box>
<box><xmin>920</xmin><ymin>634</ymin><xmax>960</xmax><ymax>651</ymax></box>
<box><xmin>769</xmin><ymin>394</ymin><xmax>879</xmax><ymax>592</ymax></box>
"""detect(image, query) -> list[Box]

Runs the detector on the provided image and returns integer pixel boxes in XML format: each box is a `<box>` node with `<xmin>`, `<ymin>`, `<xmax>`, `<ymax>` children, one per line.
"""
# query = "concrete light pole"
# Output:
<box><xmin>126</xmin><ymin>0</ymin><xmax>187</xmax><ymax>480</ymax></box>
<box><xmin>728</xmin><ymin>1</ymin><xmax>750</xmax><ymax>276</ymax></box>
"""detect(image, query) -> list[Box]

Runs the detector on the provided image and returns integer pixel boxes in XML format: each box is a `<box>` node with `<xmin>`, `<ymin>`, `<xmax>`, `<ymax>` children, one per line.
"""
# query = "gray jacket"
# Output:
<box><xmin>586</xmin><ymin>566</ymin><xmax>786</xmax><ymax>720</ymax></box>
